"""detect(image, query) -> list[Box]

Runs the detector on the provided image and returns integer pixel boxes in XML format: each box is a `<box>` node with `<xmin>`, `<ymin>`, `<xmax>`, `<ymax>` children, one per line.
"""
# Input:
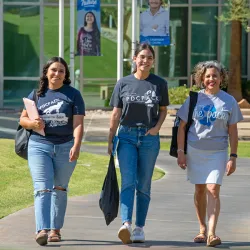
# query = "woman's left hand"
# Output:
<box><xmin>145</xmin><ymin>127</ymin><xmax>159</xmax><ymax>136</ymax></box>
<box><xmin>69</xmin><ymin>146</ymin><xmax>80</xmax><ymax>162</ymax></box>
<box><xmin>226</xmin><ymin>158</ymin><xmax>236</xmax><ymax>176</ymax></box>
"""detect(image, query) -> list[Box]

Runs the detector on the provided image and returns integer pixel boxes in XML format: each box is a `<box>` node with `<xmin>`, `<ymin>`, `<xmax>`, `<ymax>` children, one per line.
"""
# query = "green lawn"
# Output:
<box><xmin>83</xmin><ymin>140</ymin><xmax>250</xmax><ymax>158</ymax></box>
<box><xmin>0</xmin><ymin>139</ymin><xmax>164</xmax><ymax>219</ymax></box>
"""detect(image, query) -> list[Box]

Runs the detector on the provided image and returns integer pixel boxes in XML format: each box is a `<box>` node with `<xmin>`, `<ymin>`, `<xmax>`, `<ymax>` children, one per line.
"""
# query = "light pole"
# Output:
<box><xmin>70</xmin><ymin>0</ymin><xmax>75</xmax><ymax>86</ymax></box>
<box><xmin>59</xmin><ymin>0</ymin><xmax>64</xmax><ymax>58</ymax></box>
<box><xmin>117</xmin><ymin>0</ymin><xmax>124</xmax><ymax>80</ymax></box>
<box><xmin>131</xmin><ymin>0</ymin><xmax>137</xmax><ymax>72</ymax></box>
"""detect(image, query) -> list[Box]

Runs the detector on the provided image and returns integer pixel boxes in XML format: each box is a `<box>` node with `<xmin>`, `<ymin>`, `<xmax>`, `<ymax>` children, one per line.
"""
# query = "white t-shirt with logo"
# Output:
<box><xmin>177</xmin><ymin>89</ymin><xmax>243</xmax><ymax>150</ymax></box>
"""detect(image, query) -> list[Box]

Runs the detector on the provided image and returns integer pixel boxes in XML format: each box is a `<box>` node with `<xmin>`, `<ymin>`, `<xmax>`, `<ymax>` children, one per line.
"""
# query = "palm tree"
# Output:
<box><xmin>218</xmin><ymin>0</ymin><xmax>250</xmax><ymax>104</ymax></box>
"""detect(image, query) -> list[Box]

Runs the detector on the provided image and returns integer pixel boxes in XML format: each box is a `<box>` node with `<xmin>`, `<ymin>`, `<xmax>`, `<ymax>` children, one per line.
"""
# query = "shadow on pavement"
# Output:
<box><xmin>45</xmin><ymin>239</ymin><xmax>250</xmax><ymax>248</ymax></box>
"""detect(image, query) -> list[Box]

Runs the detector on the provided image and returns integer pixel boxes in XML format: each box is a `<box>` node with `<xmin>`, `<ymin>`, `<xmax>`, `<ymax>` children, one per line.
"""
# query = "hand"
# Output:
<box><xmin>145</xmin><ymin>127</ymin><xmax>159</xmax><ymax>136</ymax></box>
<box><xmin>108</xmin><ymin>142</ymin><xmax>113</xmax><ymax>155</ymax></box>
<box><xmin>152</xmin><ymin>24</ymin><xmax>158</xmax><ymax>31</ymax></box>
<box><xmin>32</xmin><ymin>118</ymin><xmax>45</xmax><ymax>130</ymax></box>
<box><xmin>69</xmin><ymin>145</ymin><xmax>80</xmax><ymax>162</ymax></box>
<box><xmin>177</xmin><ymin>151</ymin><xmax>187</xmax><ymax>170</ymax></box>
<box><xmin>226</xmin><ymin>158</ymin><xmax>236</xmax><ymax>176</ymax></box>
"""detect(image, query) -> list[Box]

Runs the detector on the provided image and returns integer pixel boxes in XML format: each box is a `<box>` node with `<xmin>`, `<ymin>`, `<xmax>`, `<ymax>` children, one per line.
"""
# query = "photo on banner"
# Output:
<box><xmin>76</xmin><ymin>0</ymin><xmax>101</xmax><ymax>56</ymax></box>
<box><xmin>140</xmin><ymin>0</ymin><xmax>170</xmax><ymax>46</ymax></box>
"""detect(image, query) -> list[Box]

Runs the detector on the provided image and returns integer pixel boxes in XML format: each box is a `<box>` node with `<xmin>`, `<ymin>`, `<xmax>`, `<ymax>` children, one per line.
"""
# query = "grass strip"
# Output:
<box><xmin>83</xmin><ymin>140</ymin><xmax>250</xmax><ymax>158</ymax></box>
<box><xmin>0</xmin><ymin>139</ymin><xmax>164</xmax><ymax>219</ymax></box>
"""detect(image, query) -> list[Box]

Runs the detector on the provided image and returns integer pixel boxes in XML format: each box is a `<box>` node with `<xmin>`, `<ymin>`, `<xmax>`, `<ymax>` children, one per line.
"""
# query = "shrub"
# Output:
<box><xmin>169</xmin><ymin>85</ymin><xmax>200</xmax><ymax>104</ymax></box>
<box><xmin>242</xmin><ymin>80</ymin><xmax>250</xmax><ymax>103</ymax></box>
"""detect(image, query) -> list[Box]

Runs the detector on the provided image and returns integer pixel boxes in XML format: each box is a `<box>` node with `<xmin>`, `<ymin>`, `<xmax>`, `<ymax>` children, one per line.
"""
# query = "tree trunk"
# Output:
<box><xmin>228</xmin><ymin>20</ymin><xmax>243</xmax><ymax>101</ymax></box>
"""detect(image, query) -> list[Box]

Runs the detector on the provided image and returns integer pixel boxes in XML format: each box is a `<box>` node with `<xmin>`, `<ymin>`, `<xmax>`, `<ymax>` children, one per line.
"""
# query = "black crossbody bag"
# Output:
<box><xmin>169</xmin><ymin>91</ymin><xmax>198</xmax><ymax>158</ymax></box>
<box><xmin>15</xmin><ymin>90</ymin><xmax>38</xmax><ymax>160</ymax></box>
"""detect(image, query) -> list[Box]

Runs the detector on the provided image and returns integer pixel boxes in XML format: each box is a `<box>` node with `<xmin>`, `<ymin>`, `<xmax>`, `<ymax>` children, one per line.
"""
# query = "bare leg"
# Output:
<box><xmin>194</xmin><ymin>184</ymin><xmax>207</xmax><ymax>233</ymax></box>
<box><xmin>207</xmin><ymin>184</ymin><xmax>220</xmax><ymax>236</ymax></box>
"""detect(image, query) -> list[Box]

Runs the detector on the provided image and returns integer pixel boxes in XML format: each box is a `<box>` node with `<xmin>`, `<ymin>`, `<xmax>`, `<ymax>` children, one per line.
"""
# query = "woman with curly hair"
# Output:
<box><xmin>19</xmin><ymin>57</ymin><xmax>85</xmax><ymax>246</ymax></box>
<box><xmin>176</xmin><ymin>61</ymin><xmax>243</xmax><ymax>247</ymax></box>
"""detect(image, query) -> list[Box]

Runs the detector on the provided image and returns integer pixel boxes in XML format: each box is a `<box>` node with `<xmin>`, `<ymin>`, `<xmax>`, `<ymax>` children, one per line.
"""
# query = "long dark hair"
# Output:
<box><xmin>37</xmin><ymin>57</ymin><xmax>71</xmax><ymax>96</ymax></box>
<box><xmin>132</xmin><ymin>43</ymin><xmax>155</xmax><ymax>73</ymax></box>
<box><xmin>84</xmin><ymin>11</ymin><xmax>100</xmax><ymax>35</ymax></box>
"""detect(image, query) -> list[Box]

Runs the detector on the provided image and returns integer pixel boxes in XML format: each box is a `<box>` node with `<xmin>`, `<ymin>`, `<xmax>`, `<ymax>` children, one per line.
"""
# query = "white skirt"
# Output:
<box><xmin>186</xmin><ymin>144</ymin><xmax>228</xmax><ymax>185</ymax></box>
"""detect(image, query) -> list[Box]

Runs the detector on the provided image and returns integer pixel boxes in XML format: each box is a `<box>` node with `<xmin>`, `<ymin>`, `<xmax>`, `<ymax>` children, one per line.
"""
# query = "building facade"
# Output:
<box><xmin>0</xmin><ymin>0</ymin><xmax>249</xmax><ymax>108</ymax></box>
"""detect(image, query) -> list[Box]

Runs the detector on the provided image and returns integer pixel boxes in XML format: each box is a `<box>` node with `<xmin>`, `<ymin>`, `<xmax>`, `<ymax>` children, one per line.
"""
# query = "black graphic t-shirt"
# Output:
<box><xmin>77</xmin><ymin>27</ymin><xmax>100</xmax><ymax>56</ymax></box>
<box><xmin>110</xmin><ymin>74</ymin><xmax>169</xmax><ymax>128</ymax></box>
<box><xmin>27</xmin><ymin>85</ymin><xmax>85</xmax><ymax>145</ymax></box>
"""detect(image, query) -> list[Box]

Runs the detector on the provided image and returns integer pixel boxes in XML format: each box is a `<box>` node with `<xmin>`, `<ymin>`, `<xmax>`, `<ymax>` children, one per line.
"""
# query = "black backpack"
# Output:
<box><xmin>15</xmin><ymin>90</ymin><xmax>38</xmax><ymax>160</ymax></box>
<box><xmin>169</xmin><ymin>91</ymin><xmax>198</xmax><ymax>158</ymax></box>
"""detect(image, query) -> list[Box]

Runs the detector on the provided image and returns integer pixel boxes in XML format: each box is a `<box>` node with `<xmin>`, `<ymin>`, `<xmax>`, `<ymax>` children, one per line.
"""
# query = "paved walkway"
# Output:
<box><xmin>1</xmin><ymin>109</ymin><xmax>250</xmax><ymax>140</ymax></box>
<box><xmin>0</xmin><ymin>145</ymin><xmax>250</xmax><ymax>250</ymax></box>
<box><xmin>0</xmin><ymin>109</ymin><xmax>250</xmax><ymax>249</ymax></box>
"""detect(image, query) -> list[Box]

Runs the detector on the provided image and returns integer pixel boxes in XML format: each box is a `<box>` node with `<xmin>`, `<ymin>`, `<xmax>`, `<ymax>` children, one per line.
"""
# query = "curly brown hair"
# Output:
<box><xmin>37</xmin><ymin>57</ymin><xmax>71</xmax><ymax>96</ymax></box>
<box><xmin>193</xmin><ymin>60</ymin><xmax>229</xmax><ymax>89</ymax></box>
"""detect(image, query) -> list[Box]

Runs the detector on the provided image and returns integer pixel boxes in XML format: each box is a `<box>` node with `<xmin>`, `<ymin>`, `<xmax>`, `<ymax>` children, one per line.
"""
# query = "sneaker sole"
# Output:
<box><xmin>118</xmin><ymin>228</ymin><xmax>132</xmax><ymax>244</ymax></box>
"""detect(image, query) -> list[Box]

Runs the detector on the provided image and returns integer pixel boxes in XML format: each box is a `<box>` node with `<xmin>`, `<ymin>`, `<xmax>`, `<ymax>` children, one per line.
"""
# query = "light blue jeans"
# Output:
<box><xmin>117</xmin><ymin>125</ymin><xmax>160</xmax><ymax>227</ymax></box>
<box><xmin>28</xmin><ymin>139</ymin><xmax>77</xmax><ymax>233</ymax></box>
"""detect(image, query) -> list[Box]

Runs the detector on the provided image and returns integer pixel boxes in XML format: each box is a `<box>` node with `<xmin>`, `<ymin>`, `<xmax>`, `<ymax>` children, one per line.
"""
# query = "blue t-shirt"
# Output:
<box><xmin>110</xmin><ymin>74</ymin><xmax>169</xmax><ymax>128</ymax></box>
<box><xmin>27</xmin><ymin>85</ymin><xmax>85</xmax><ymax>144</ymax></box>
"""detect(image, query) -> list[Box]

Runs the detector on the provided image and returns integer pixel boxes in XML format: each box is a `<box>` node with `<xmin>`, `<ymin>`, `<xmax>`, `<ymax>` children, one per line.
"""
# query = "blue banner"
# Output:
<box><xmin>140</xmin><ymin>1</ymin><xmax>170</xmax><ymax>46</ymax></box>
<box><xmin>76</xmin><ymin>0</ymin><xmax>101</xmax><ymax>56</ymax></box>
<box><xmin>140</xmin><ymin>35</ymin><xmax>170</xmax><ymax>46</ymax></box>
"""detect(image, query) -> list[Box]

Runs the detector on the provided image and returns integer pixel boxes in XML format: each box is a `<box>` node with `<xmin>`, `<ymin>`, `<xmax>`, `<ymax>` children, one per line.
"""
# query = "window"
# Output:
<box><xmin>191</xmin><ymin>7</ymin><xmax>217</xmax><ymax>70</ymax></box>
<box><xmin>4</xmin><ymin>5</ymin><xmax>40</xmax><ymax>77</ymax></box>
<box><xmin>220</xmin><ymin>21</ymin><xmax>248</xmax><ymax>75</ymax></box>
<box><xmin>4</xmin><ymin>80</ymin><xmax>38</xmax><ymax>107</ymax></box>
<box><xmin>173</xmin><ymin>0</ymin><xmax>188</xmax><ymax>3</ymax></box>
<box><xmin>158</xmin><ymin>7</ymin><xmax>188</xmax><ymax>79</ymax></box>
<box><xmin>4</xmin><ymin>0</ymin><xmax>39</xmax><ymax>2</ymax></box>
<box><xmin>192</xmin><ymin>0</ymin><xmax>218</xmax><ymax>3</ymax></box>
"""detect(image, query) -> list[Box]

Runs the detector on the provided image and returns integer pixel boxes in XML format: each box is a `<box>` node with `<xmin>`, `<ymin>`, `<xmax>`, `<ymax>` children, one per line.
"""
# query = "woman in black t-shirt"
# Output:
<box><xmin>108</xmin><ymin>43</ymin><xmax>169</xmax><ymax>244</ymax></box>
<box><xmin>77</xmin><ymin>11</ymin><xmax>100</xmax><ymax>56</ymax></box>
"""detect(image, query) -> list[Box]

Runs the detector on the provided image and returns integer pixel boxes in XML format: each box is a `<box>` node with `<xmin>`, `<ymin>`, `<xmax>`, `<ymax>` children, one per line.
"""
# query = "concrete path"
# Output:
<box><xmin>1</xmin><ymin>109</ymin><xmax>250</xmax><ymax>141</ymax></box>
<box><xmin>0</xmin><ymin>146</ymin><xmax>250</xmax><ymax>250</ymax></box>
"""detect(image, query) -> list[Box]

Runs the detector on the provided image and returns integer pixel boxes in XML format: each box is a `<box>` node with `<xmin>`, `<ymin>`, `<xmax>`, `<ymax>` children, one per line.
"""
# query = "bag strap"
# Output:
<box><xmin>187</xmin><ymin>91</ymin><xmax>198</xmax><ymax>127</ymax></box>
<box><xmin>32</xmin><ymin>89</ymin><xmax>38</xmax><ymax>105</ymax></box>
<box><xmin>184</xmin><ymin>91</ymin><xmax>198</xmax><ymax>152</ymax></box>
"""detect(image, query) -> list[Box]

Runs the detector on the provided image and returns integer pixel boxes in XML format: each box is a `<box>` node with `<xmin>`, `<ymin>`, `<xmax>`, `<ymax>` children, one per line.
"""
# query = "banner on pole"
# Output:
<box><xmin>77</xmin><ymin>0</ymin><xmax>101</xmax><ymax>56</ymax></box>
<box><xmin>140</xmin><ymin>0</ymin><xmax>170</xmax><ymax>46</ymax></box>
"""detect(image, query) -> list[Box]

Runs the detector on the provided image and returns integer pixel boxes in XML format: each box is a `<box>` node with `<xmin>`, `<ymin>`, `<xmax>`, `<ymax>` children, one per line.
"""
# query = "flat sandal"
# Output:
<box><xmin>194</xmin><ymin>231</ymin><xmax>207</xmax><ymax>243</ymax></box>
<box><xmin>207</xmin><ymin>234</ymin><xmax>221</xmax><ymax>247</ymax></box>
<box><xmin>48</xmin><ymin>231</ymin><xmax>61</xmax><ymax>242</ymax></box>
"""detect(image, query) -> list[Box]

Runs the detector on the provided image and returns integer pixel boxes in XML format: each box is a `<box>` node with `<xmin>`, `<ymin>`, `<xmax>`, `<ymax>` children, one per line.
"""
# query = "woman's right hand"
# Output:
<box><xmin>108</xmin><ymin>142</ymin><xmax>113</xmax><ymax>155</ymax></box>
<box><xmin>177</xmin><ymin>151</ymin><xmax>187</xmax><ymax>170</ymax></box>
<box><xmin>32</xmin><ymin>118</ymin><xmax>45</xmax><ymax>130</ymax></box>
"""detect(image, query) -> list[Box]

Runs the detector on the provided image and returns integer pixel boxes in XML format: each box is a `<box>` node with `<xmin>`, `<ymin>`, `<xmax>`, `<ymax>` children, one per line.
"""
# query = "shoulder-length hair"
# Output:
<box><xmin>193</xmin><ymin>60</ymin><xmax>229</xmax><ymax>89</ymax></box>
<box><xmin>37</xmin><ymin>57</ymin><xmax>71</xmax><ymax>96</ymax></box>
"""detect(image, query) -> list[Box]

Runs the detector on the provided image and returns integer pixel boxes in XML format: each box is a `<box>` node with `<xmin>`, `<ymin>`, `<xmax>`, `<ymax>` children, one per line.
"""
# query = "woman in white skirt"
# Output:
<box><xmin>177</xmin><ymin>61</ymin><xmax>243</xmax><ymax>247</ymax></box>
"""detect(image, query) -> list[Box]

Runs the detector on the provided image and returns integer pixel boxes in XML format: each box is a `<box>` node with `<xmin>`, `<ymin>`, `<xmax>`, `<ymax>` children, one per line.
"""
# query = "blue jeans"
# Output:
<box><xmin>117</xmin><ymin>125</ymin><xmax>160</xmax><ymax>227</ymax></box>
<box><xmin>28</xmin><ymin>139</ymin><xmax>77</xmax><ymax>233</ymax></box>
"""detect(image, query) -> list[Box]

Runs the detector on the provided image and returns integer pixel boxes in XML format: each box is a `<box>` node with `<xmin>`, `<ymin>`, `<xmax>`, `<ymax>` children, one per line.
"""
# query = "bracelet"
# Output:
<box><xmin>177</xmin><ymin>149</ymin><xmax>184</xmax><ymax>153</ymax></box>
